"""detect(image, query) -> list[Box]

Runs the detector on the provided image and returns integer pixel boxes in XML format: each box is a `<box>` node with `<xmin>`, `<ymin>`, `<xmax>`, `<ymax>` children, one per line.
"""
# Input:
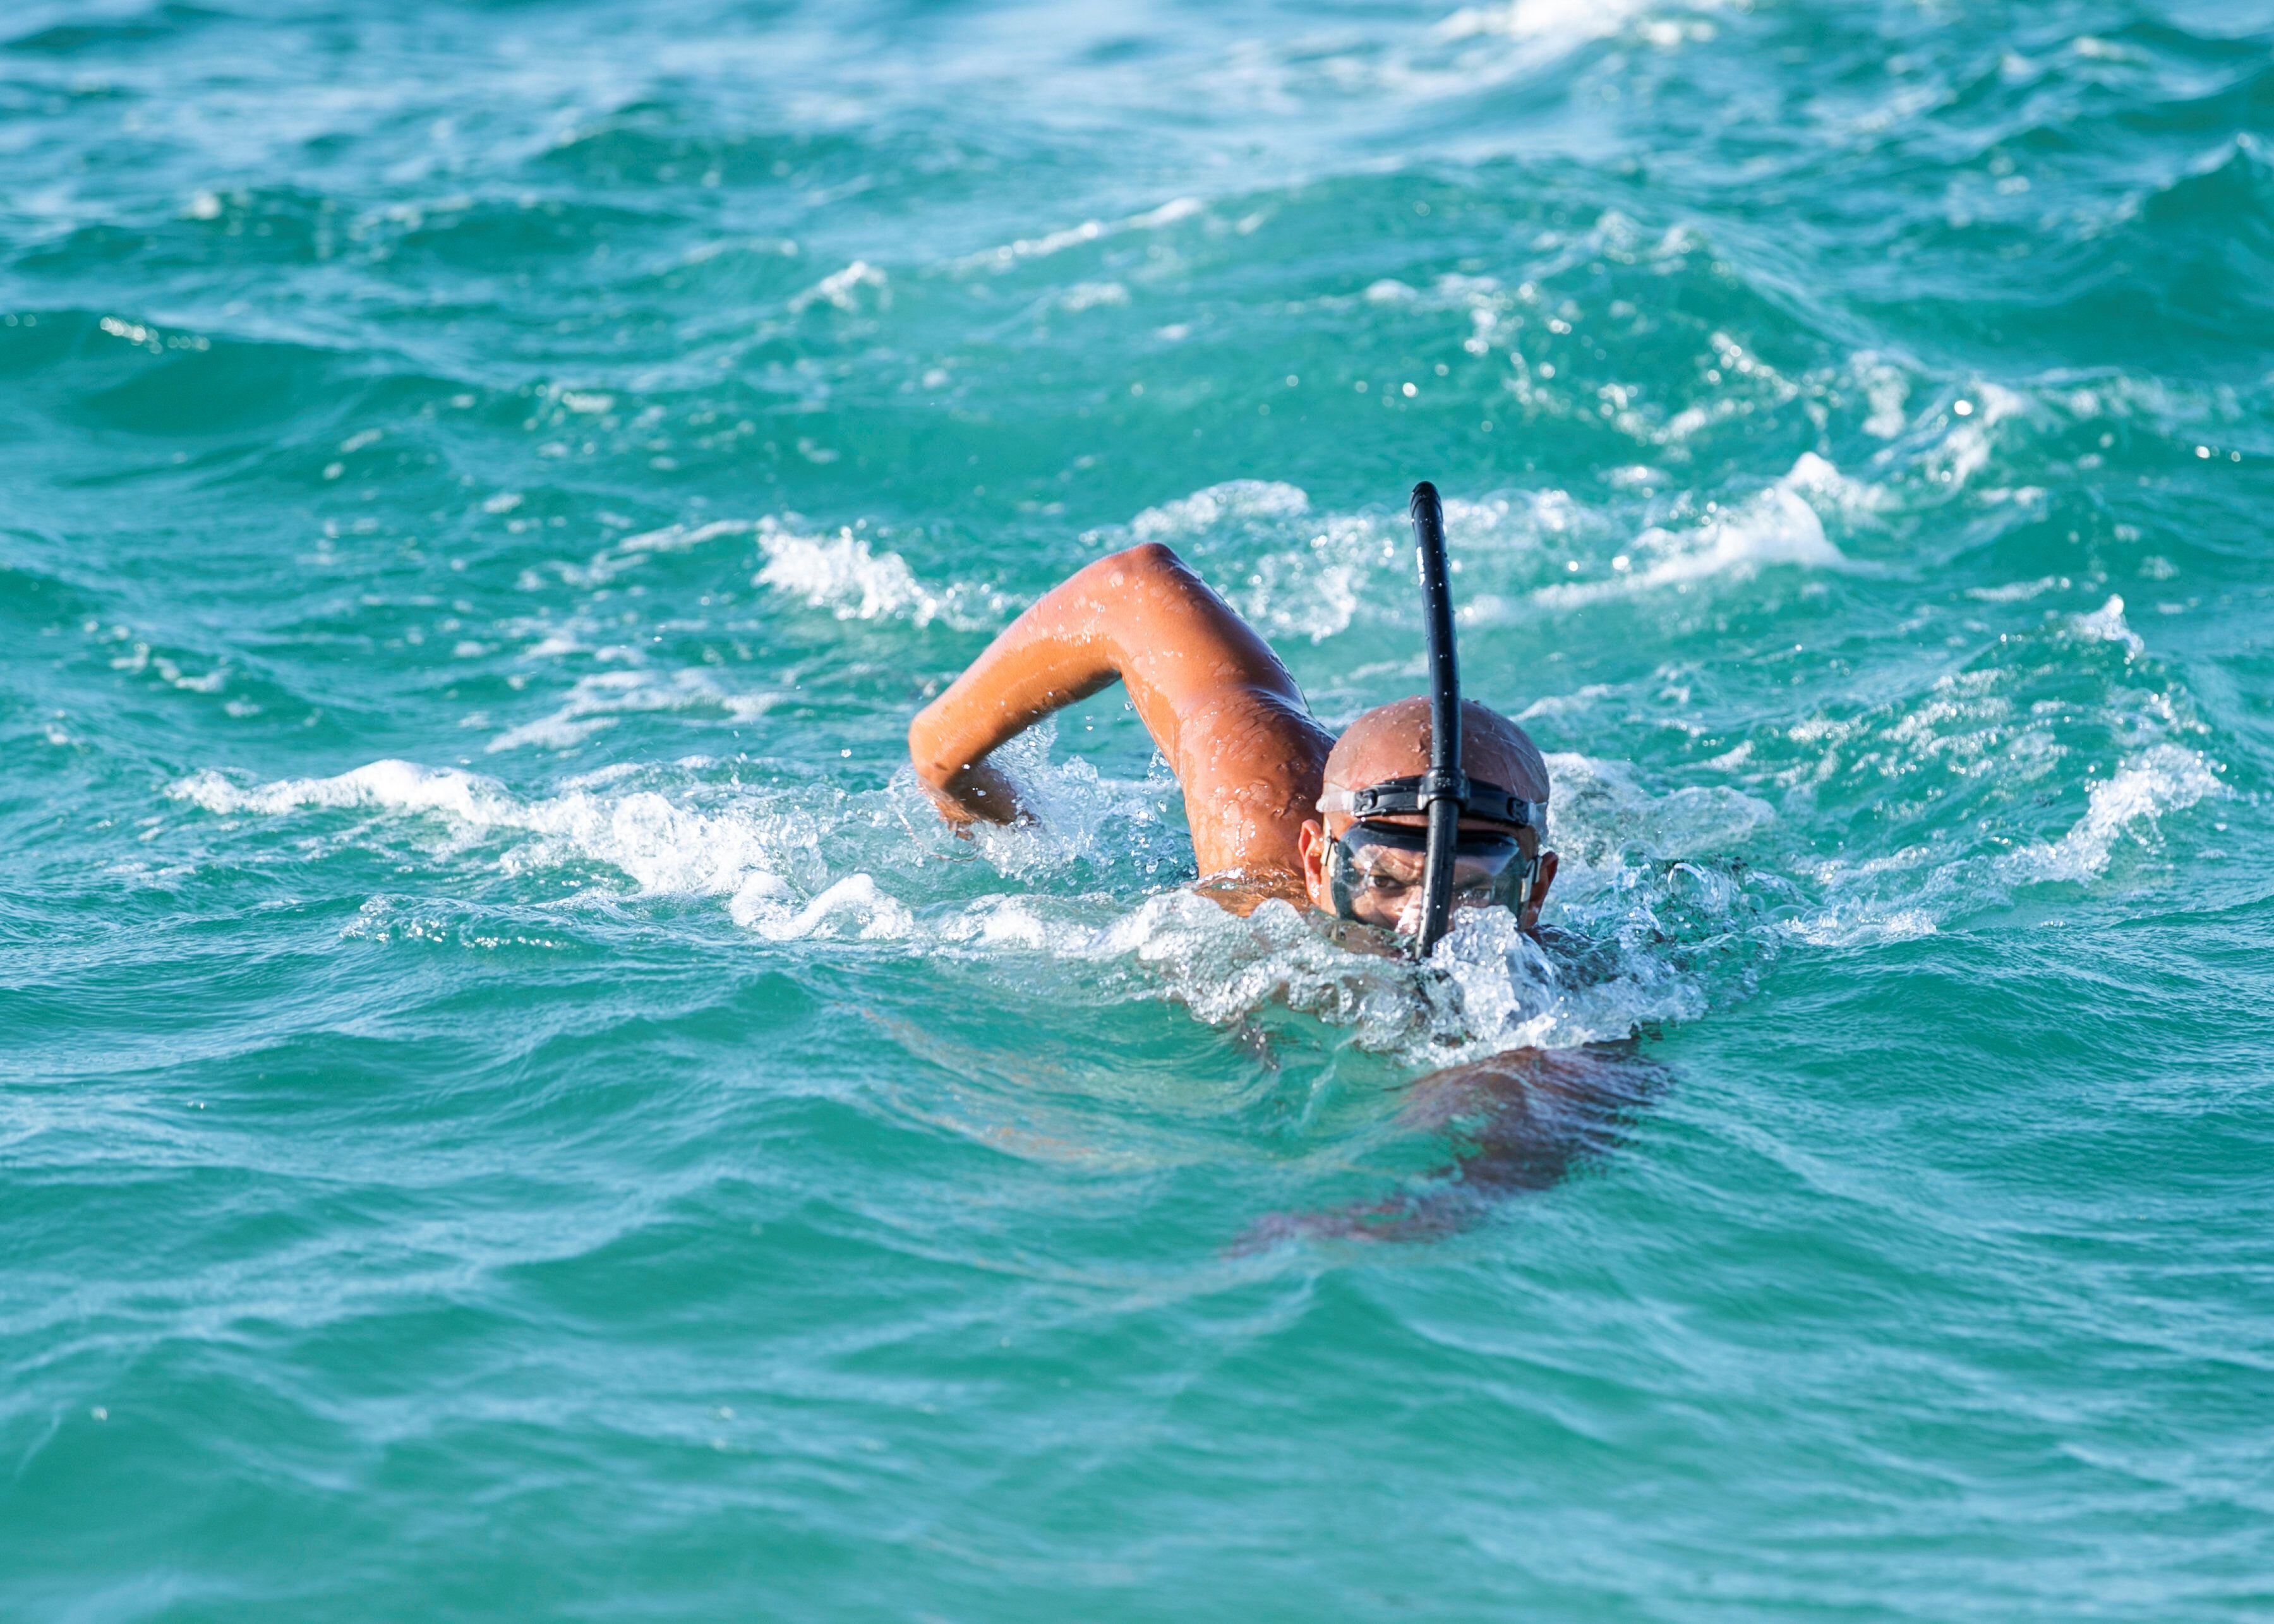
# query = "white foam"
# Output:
<box><xmin>1537</xmin><ymin>474</ymin><xmax>1845</xmax><ymax>606</ymax></box>
<box><xmin>752</xmin><ymin>517</ymin><xmax>1003</xmax><ymax>630</ymax></box>
<box><xmin>1779</xmin><ymin>450</ymin><xmax>1886</xmax><ymax>520</ymax></box>
<box><xmin>535</xmin><ymin>514</ymin><xmax>1003</xmax><ymax>632</ymax></box>
<box><xmin>1069</xmin><ymin>752</ymin><xmax>1775</xmax><ymax>1062</ymax></box>
<box><xmin>789</xmin><ymin>259</ymin><xmax>888</xmax><ymax>315</ymax></box>
<box><xmin>171</xmin><ymin>731</ymin><xmax>1767</xmax><ymax>1065</ymax></box>
<box><xmin>1056</xmin><ymin>281</ymin><xmax>1130</xmax><ymax>312</ymax></box>
<box><xmin>1846</xmin><ymin>350</ymin><xmax>1913</xmax><ymax>439</ymax></box>
<box><xmin>171</xmin><ymin>760</ymin><xmax>810</xmax><ymax>901</ymax></box>
<box><xmin>168</xmin><ymin>747</ymin><xmax>1165</xmax><ymax>953</ymax></box>
<box><xmin>2001</xmin><ymin>744</ymin><xmax>2221</xmax><ymax>885</ymax></box>
<box><xmin>736</xmin><ymin>873</ymin><xmax>915</xmax><ymax>942</ymax></box>
<box><xmin>1786</xmin><ymin>904</ymin><xmax>1939</xmax><ymax>947</ymax></box>
<box><xmin>1124</xmin><ymin>480</ymin><xmax>1311</xmax><ymax>541</ymax></box>
<box><xmin>953</xmin><ymin>724</ymin><xmax>1180</xmax><ymax>882</ymax></box>
<box><xmin>1931</xmin><ymin>383</ymin><xmax>2028</xmax><ymax>486</ymax></box>
<box><xmin>1433</xmin><ymin>0</ymin><xmax>1705</xmax><ymax>49</ymax></box>
<box><xmin>757</xmin><ymin>523</ymin><xmax>935</xmax><ymax>622</ymax></box>
<box><xmin>1966</xmin><ymin>577</ymin><xmax>2063</xmax><ymax>603</ymax></box>
<box><xmin>2073</xmin><ymin>594</ymin><xmax>2145</xmax><ymax>656</ymax></box>
<box><xmin>1103</xmin><ymin>480</ymin><xmax>1596</xmax><ymax>644</ymax></box>
<box><xmin>959</xmin><ymin>196</ymin><xmax>1203</xmax><ymax>272</ymax></box>
<box><xmin>1544</xmin><ymin>752</ymin><xmax>1776</xmax><ymax>863</ymax></box>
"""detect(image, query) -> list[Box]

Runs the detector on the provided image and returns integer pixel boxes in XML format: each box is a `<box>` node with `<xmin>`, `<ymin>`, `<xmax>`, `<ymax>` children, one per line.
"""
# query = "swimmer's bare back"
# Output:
<box><xmin>908</xmin><ymin>542</ymin><xmax>1331</xmax><ymax>891</ymax></box>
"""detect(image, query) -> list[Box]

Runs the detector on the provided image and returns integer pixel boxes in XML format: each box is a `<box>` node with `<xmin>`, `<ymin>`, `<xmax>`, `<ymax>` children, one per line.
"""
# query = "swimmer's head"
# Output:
<box><xmin>1298</xmin><ymin>697</ymin><xmax>1559</xmax><ymax>932</ymax></box>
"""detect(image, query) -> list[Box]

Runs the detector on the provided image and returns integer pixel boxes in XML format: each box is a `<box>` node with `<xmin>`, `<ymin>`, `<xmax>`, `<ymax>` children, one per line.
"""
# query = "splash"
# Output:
<box><xmin>2073</xmin><ymin>594</ymin><xmax>2145</xmax><ymax>656</ymax></box>
<box><xmin>171</xmin><ymin>760</ymin><xmax>824</xmax><ymax>902</ymax></box>
<box><xmin>1536</xmin><ymin>457</ymin><xmax>1853</xmax><ymax>606</ymax></box>
<box><xmin>167</xmin><ymin>736</ymin><xmax>1771</xmax><ymax>1066</ymax></box>
<box><xmin>755</xmin><ymin>520</ymin><xmax>951</xmax><ymax>624</ymax></box>
<box><xmin>2000</xmin><ymin>744</ymin><xmax>2223</xmax><ymax>886</ymax></box>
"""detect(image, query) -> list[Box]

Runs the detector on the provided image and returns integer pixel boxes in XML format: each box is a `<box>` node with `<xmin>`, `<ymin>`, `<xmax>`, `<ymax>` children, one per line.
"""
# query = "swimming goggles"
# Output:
<box><xmin>1321</xmin><ymin>814</ymin><xmax>1541</xmax><ymax>932</ymax></box>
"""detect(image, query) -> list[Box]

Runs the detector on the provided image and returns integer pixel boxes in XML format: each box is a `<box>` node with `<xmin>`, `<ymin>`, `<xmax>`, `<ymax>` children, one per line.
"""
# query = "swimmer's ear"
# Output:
<box><xmin>1523</xmin><ymin>850</ymin><xmax>1559</xmax><ymax>932</ymax></box>
<box><xmin>1297</xmin><ymin>819</ymin><xmax>1330</xmax><ymax>913</ymax></box>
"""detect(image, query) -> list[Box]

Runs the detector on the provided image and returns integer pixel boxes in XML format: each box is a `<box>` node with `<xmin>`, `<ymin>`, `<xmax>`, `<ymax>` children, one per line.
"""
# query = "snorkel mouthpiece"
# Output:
<box><xmin>1410</xmin><ymin>481</ymin><xmax>1462</xmax><ymax>958</ymax></box>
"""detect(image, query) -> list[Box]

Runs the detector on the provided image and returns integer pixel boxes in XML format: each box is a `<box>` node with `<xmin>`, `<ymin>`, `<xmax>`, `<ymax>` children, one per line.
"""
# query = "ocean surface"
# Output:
<box><xmin>6</xmin><ymin>0</ymin><xmax>2272</xmax><ymax>1616</ymax></box>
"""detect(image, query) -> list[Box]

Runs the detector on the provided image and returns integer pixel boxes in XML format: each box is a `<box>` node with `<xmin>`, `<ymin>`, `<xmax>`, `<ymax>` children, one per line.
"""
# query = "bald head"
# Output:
<box><xmin>1323</xmin><ymin>697</ymin><xmax>1549</xmax><ymax>822</ymax></box>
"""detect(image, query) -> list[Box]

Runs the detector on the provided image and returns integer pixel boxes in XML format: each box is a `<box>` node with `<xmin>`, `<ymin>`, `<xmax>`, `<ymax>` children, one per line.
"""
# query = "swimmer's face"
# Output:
<box><xmin>1298</xmin><ymin>812</ymin><xmax>1556</xmax><ymax>935</ymax></box>
<box><xmin>1309</xmin><ymin>696</ymin><xmax>1557</xmax><ymax>933</ymax></box>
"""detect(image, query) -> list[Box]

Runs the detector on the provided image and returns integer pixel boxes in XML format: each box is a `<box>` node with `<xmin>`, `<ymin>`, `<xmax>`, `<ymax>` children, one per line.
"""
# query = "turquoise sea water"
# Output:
<box><xmin>7</xmin><ymin>0</ymin><xmax>2273</xmax><ymax>1615</ymax></box>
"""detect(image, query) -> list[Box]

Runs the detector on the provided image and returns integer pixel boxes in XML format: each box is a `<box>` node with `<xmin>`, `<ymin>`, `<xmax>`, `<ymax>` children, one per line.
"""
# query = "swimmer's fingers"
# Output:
<box><xmin>920</xmin><ymin>759</ymin><xmax>1028</xmax><ymax>829</ymax></box>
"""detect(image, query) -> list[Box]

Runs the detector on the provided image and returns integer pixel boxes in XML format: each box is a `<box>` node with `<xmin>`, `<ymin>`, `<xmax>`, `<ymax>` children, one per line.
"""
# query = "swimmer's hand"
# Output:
<box><xmin>915</xmin><ymin>757</ymin><xmax>1028</xmax><ymax>831</ymax></box>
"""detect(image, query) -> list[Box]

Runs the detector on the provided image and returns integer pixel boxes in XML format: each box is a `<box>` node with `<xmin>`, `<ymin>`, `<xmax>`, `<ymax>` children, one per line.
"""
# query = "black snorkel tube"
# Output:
<box><xmin>1411</xmin><ymin>481</ymin><xmax>1463</xmax><ymax>958</ymax></box>
<box><xmin>1320</xmin><ymin>484</ymin><xmax>1544</xmax><ymax>953</ymax></box>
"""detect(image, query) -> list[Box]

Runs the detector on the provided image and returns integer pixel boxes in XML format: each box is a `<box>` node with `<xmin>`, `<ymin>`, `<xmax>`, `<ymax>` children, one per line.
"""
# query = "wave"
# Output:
<box><xmin>1531</xmin><ymin>459</ymin><xmax>1851</xmax><ymax>606</ymax></box>
<box><xmin>165</xmin><ymin>737</ymin><xmax>1791</xmax><ymax>1065</ymax></box>
<box><xmin>3</xmin><ymin>4</ymin><xmax>224</xmax><ymax>56</ymax></box>
<box><xmin>1996</xmin><ymin>742</ymin><xmax>2223</xmax><ymax>887</ymax></box>
<box><xmin>1079</xmin><ymin>459</ymin><xmax>1867</xmax><ymax>646</ymax></box>
<box><xmin>196</xmin><ymin>689</ymin><xmax>2205</xmax><ymax>1061</ymax></box>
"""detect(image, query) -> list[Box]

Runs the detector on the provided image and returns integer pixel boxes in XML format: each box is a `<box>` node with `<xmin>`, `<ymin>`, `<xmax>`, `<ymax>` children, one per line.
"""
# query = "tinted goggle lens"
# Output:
<box><xmin>1328</xmin><ymin>824</ymin><xmax>1534</xmax><ymax>929</ymax></box>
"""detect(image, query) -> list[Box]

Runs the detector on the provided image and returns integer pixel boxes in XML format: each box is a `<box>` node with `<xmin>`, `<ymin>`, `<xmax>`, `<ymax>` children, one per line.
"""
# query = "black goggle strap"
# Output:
<box><xmin>1318</xmin><ymin>778</ymin><xmax>1544</xmax><ymax>831</ymax></box>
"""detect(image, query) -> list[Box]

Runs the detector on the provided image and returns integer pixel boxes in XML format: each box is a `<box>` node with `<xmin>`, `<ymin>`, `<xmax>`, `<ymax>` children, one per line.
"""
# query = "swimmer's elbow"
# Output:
<box><xmin>1119</xmin><ymin>539</ymin><xmax>1184</xmax><ymax>573</ymax></box>
<box><xmin>1093</xmin><ymin>539</ymin><xmax>1186</xmax><ymax>589</ymax></box>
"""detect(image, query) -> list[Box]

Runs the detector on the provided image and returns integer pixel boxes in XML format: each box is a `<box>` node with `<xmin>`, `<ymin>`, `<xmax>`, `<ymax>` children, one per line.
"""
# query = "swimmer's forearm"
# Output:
<box><xmin>907</xmin><ymin>599</ymin><xmax>1121</xmax><ymax>817</ymax></box>
<box><xmin>909</xmin><ymin>543</ymin><xmax>1298</xmax><ymax>809</ymax></box>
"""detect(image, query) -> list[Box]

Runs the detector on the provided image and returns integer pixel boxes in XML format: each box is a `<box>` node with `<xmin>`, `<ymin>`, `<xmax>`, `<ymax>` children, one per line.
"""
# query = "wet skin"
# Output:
<box><xmin>910</xmin><ymin>541</ymin><xmax>1637</xmax><ymax>1236</ymax></box>
<box><xmin>909</xmin><ymin>541</ymin><xmax>1561</xmax><ymax>914</ymax></box>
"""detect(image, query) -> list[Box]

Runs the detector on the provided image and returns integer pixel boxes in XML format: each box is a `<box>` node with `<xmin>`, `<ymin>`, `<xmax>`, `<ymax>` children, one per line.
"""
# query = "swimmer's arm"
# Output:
<box><xmin>908</xmin><ymin>543</ymin><xmax>1328</xmax><ymax>868</ymax></box>
<box><xmin>1398</xmin><ymin>1044</ymin><xmax>1656</xmax><ymax>1198</ymax></box>
<box><xmin>1237</xmin><ymin>1044</ymin><xmax>1661</xmax><ymax>1246</ymax></box>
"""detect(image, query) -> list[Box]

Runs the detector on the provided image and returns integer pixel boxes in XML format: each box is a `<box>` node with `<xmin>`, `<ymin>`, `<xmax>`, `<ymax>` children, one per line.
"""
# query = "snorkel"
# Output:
<box><xmin>1315</xmin><ymin>483</ymin><xmax>1546</xmax><ymax>956</ymax></box>
<box><xmin>1411</xmin><ymin>480</ymin><xmax>1464</xmax><ymax>957</ymax></box>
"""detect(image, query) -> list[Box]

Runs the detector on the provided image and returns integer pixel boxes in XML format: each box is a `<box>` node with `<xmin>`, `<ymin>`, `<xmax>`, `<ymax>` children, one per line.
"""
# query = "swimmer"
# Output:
<box><xmin>907</xmin><ymin>542</ymin><xmax>1558</xmax><ymax>942</ymax></box>
<box><xmin>909</xmin><ymin>488</ymin><xmax>1658</xmax><ymax>1240</ymax></box>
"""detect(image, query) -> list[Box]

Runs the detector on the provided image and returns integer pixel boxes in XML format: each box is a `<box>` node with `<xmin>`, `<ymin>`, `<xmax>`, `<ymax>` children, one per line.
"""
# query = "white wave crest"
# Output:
<box><xmin>172</xmin><ymin>760</ymin><xmax>817</xmax><ymax>903</ymax></box>
<box><xmin>546</xmin><ymin>512</ymin><xmax>1004</xmax><ymax>630</ymax></box>
<box><xmin>754</xmin><ymin>517</ymin><xmax>1003</xmax><ymax>629</ymax></box>
<box><xmin>1126</xmin><ymin>479</ymin><xmax>1312</xmax><ymax>541</ymax></box>
<box><xmin>1103</xmin><ymin>480</ymin><xmax>1591</xmax><ymax>644</ymax></box>
<box><xmin>1930</xmin><ymin>382</ymin><xmax>2029</xmax><ymax>487</ymax></box>
<box><xmin>958</xmin><ymin>196</ymin><xmax>1204</xmax><ymax>272</ymax></box>
<box><xmin>733</xmin><ymin>872</ymin><xmax>915</xmax><ymax>941</ymax></box>
<box><xmin>2073</xmin><ymin>594</ymin><xmax>2145</xmax><ymax>656</ymax></box>
<box><xmin>789</xmin><ymin>259</ymin><xmax>889</xmax><ymax>315</ymax></box>
<box><xmin>1786</xmin><ymin>903</ymin><xmax>1939</xmax><ymax>948</ymax></box>
<box><xmin>1434</xmin><ymin>0</ymin><xmax>1707</xmax><ymax>42</ymax></box>
<box><xmin>1537</xmin><ymin>459</ymin><xmax>1849</xmax><ymax>606</ymax></box>
<box><xmin>2000</xmin><ymin>744</ymin><xmax>2222</xmax><ymax>885</ymax></box>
